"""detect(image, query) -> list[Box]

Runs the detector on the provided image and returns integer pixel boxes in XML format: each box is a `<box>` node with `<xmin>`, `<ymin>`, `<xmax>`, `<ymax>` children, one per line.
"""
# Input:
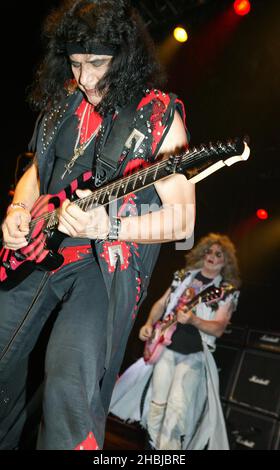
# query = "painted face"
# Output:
<box><xmin>203</xmin><ymin>243</ymin><xmax>225</xmax><ymax>275</ymax></box>
<box><xmin>69</xmin><ymin>54</ymin><xmax>112</xmax><ymax>106</ymax></box>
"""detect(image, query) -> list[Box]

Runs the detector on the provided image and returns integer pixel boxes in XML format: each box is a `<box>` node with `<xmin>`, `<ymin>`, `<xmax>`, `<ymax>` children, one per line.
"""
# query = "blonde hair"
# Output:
<box><xmin>185</xmin><ymin>233</ymin><xmax>241</xmax><ymax>288</ymax></box>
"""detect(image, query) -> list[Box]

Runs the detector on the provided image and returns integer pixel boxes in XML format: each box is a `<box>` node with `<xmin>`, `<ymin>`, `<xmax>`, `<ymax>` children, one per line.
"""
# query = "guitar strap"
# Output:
<box><xmin>94</xmin><ymin>94</ymin><xmax>143</xmax><ymax>187</ymax></box>
<box><xmin>94</xmin><ymin>92</ymin><xmax>179</xmax><ymax>187</ymax></box>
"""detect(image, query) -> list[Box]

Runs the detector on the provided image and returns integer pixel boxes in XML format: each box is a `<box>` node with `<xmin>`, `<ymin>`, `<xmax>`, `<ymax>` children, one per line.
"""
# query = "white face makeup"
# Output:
<box><xmin>70</xmin><ymin>54</ymin><xmax>112</xmax><ymax>106</ymax></box>
<box><xmin>203</xmin><ymin>243</ymin><xmax>225</xmax><ymax>277</ymax></box>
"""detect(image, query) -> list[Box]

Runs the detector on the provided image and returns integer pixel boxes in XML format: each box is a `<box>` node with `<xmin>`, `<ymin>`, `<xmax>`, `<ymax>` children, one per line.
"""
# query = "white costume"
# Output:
<box><xmin>110</xmin><ymin>269</ymin><xmax>239</xmax><ymax>450</ymax></box>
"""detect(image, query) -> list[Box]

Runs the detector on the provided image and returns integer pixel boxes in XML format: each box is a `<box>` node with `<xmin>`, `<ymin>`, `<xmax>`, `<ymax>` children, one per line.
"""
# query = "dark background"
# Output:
<box><xmin>0</xmin><ymin>0</ymin><xmax>279</xmax><ymax>367</ymax></box>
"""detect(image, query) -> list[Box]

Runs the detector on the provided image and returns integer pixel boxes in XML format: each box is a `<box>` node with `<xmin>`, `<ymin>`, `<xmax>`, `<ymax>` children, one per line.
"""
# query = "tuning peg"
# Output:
<box><xmin>198</xmin><ymin>143</ymin><xmax>207</xmax><ymax>152</ymax></box>
<box><xmin>208</xmin><ymin>141</ymin><xmax>219</xmax><ymax>154</ymax></box>
<box><xmin>226</xmin><ymin>138</ymin><xmax>236</xmax><ymax>150</ymax></box>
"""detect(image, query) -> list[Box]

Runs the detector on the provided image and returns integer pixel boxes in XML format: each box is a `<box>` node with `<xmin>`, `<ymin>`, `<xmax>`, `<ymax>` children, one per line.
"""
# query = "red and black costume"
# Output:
<box><xmin>0</xmin><ymin>87</ymin><xmax>186</xmax><ymax>450</ymax></box>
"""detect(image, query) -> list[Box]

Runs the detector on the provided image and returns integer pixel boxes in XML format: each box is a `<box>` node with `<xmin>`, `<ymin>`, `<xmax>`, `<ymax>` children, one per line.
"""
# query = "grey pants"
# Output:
<box><xmin>0</xmin><ymin>254</ymin><xmax>109</xmax><ymax>450</ymax></box>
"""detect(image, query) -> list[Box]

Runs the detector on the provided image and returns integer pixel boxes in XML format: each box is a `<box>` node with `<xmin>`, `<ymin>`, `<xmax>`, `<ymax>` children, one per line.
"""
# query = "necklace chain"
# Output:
<box><xmin>61</xmin><ymin>102</ymin><xmax>100</xmax><ymax>180</ymax></box>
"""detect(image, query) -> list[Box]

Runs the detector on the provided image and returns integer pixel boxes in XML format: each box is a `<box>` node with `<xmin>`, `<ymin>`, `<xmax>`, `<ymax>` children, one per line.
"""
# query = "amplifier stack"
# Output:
<box><xmin>214</xmin><ymin>326</ymin><xmax>280</xmax><ymax>450</ymax></box>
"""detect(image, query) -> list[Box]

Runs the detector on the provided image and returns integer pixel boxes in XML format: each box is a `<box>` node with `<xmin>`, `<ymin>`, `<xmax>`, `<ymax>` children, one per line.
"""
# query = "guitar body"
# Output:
<box><xmin>0</xmin><ymin>172</ymin><xmax>94</xmax><ymax>289</ymax></box>
<box><xmin>0</xmin><ymin>194</ymin><xmax>65</xmax><ymax>288</ymax></box>
<box><xmin>143</xmin><ymin>316</ymin><xmax>177</xmax><ymax>364</ymax></box>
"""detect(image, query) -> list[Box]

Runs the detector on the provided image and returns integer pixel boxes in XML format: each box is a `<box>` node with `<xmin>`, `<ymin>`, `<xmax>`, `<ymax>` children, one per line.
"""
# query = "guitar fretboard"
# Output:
<box><xmin>74</xmin><ymin>141</ymin><xmax>236</xmax><ymax>211</ymax></box>
<box><xmin>29</xmin><ymin>138</ymin><xmax>244</xmax><ymax>231</ymax></box>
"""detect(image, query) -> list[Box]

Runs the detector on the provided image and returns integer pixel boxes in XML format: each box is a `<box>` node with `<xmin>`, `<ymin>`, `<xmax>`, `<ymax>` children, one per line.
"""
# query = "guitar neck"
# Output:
<box><xmin>74</xmin><ymin>138</ymin><xmax>248</xmax><ymax>212</ymax></box>
<box><xmin>33</xmin><ymin>137</ymin><xmax>249</xmax><ymax>229</ymax></box>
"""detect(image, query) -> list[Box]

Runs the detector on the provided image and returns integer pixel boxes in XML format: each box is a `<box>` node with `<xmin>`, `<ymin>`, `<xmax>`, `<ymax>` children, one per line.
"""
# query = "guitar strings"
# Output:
<box><xmin>27</xmin><ymin>148</ymin><xmax>202</xmax><ymax>229</ymax></box>
<box><xmin>27</xmin><ymin>142</ymin><xmax>234</xmax><ymax>231</ymax></box>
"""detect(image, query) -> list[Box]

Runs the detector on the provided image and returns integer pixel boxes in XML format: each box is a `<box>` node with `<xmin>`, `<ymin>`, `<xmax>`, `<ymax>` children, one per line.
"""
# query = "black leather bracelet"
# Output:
<box><xmin>107</xmin><ymin>217</ymin><xmax>122</xmax><ymax>240</ymax></box>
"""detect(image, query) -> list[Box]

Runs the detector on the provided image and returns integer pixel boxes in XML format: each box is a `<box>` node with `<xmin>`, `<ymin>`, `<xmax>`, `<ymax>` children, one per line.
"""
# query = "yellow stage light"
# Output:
<box><xmin>173</xmin><ymin>27</ymin><xmax>188</xmax><ymax>43</ymax></box>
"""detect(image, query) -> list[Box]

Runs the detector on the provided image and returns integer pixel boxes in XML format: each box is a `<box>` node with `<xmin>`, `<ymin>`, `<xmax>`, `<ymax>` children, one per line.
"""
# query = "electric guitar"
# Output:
<box><xmin>143</xmin><ymin>283</ymin><xmax>235</xmax><ymax>364</ymax></box>
<box><xmin>0</xmin><ymin>138</ymin><xmax>250</xmax><ymax>289</ymax></box>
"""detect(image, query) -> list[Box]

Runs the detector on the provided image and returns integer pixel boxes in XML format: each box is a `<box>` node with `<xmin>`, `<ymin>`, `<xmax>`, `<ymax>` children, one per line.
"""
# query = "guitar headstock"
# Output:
<box><xmin>176</xmin><ymin>136</ymin><xmax>250</xmax><ymax>182</ymax></box>
<box><xmin>202</xmin><ymin>283</ymin><xmax>236</xmax><ymax>305</ymax></box>
<box><xmin>220</xmin><ymin>282</ymin><xmax>236</xmax><ymax>298</ymax></box>
<box><xmin>193</xmin><ymin>137</ymin><xmax>250</xmax><ymax>163</ymax></box>
<box><xmin>202</xmin><ymin>286</ymin><xmax>224</xmax><ymax>305</ymax></box>
<box><xmin>221</xmin><ymin>137</ymin><xmax>250</xmax><ymax>167</ymax></box>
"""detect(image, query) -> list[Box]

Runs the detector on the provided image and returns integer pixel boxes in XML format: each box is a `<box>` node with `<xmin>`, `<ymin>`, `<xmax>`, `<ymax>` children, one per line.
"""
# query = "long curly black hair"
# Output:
<box><xmin>28</xmin><ymin>0</ymin><xmax>165</xmax><ymax>115</ymax></box>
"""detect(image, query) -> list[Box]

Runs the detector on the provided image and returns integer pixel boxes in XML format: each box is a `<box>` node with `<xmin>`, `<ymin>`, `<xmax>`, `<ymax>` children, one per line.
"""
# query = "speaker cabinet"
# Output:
<box><xmin>226</xmin><ymin>405</ymin><xmax>278</xmax><ymax>450</ymax></box>
<box><xmin>274</xmin><ymin>424</ymin><xmax>280</xmax><ymax>450</ymax></box>
<box><xmin>229</xmin><ymin>349</ymin><xmax>280</xmax><ymax>417</ymax></box>
<box><xmin>247</xmin><ymin>329</ymin><xmax>280</xmax><ymax>354</ymax></box>
<box><xmin>217</xmin><ymin>325</ymin><xmax>247</xmax><ymax>348</ymax></box>
<box><xmin>213</xmin><ymin>344</ymin><xmax>242</xmax><ymax>400</ymax></box>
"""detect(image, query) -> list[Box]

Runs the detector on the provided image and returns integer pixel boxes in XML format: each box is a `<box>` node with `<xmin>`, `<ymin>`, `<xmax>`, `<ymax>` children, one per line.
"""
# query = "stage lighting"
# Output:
<box><xmin>233</xmin><ymin>0</ymin><xmax>251</xmax><ymax>16</ymax></box>
<box><xmin>173</xmin><ymin>26</ymin><xmax>188</xmax><ymax>43</ymax></box>
<box><xmin>256</xmin><ymin>209</ymin><xmax>268</xmax><ymax>220</ymax></box>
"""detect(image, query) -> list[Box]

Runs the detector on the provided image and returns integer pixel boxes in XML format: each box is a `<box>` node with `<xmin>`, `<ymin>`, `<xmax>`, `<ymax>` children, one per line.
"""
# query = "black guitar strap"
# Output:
<box><xmin>94</xmin><ymin>92</ymin><xmax>182</xmax><ymax>187</ymax></box>
<box><xmin>94</xmin><ymin>94</ymin><xmax>143</xmax><ymax>187</ymax></box>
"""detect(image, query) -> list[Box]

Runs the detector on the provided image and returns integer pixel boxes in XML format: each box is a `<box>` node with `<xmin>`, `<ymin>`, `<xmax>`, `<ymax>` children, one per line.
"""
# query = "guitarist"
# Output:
<box><xmin>0</xmin><ymin>1</ymin><xmax>195</xmax><ymax>450</ymax></box>
<box><xmin>110</xmin><ymin>233</ymin><xmax>240</xmax><ymax>450</ymax></box>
